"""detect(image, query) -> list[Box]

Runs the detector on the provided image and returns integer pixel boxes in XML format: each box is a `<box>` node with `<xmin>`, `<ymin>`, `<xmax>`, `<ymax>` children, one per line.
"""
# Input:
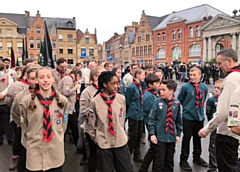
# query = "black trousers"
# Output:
<box><xmin>154</xmin><ymin>141</ymin><xmax>175</xmax><ymax>172</ymax></box>
<box><xmin>85</xmin><ymin>132</ymin><xmax>97</xmax><ymax>172</ymax></box>
<box><xmin>66</xmin><ymin>112</ymin><xmax>79</xmax><ymax>147</ymax></box>
<box><xmin>216</xmin><ymin>134</ymin><xmax>238</xmax><ymax>172</ymax></box>
<box><xmin>12</xmin><ymin>122</ymin><xmax>22</xmax><ymax>156</ymax></box>
<box><xmin>18</xmin><ymin>145</ymin><xmax>27</xmax><ymax>172</ymax></box>
<box><xmin>0</xmin><ymin>105</ymin><xmax>13</xmax><ymax>143</ymax></box>
<box><xmin>208</xmin><ymin>130</ymin><xmax>217</xmax><ymax>172</ymax></box>
<box><xmin>127</xmin><ymin>118</ymin><xmax>143</xmax><ymax>157</ymax></box>
<box><xmin>180</xmin><ymin>118</ymin><xmax>203</xmax><ymax>161</ymax></box>
<box><xmin>97</xmin><ymin>144</ymin><xmax>132</xmax><ymax>172</ymax></box>
<box><xmin>26</xmin><ymin>166</ymin><xmax>62</xmax><ymax>172</ymax></box>
<box><xmin>139</xmin><ymin>143</ymin><xmax>155</xmax><ymax>172</ymax></box>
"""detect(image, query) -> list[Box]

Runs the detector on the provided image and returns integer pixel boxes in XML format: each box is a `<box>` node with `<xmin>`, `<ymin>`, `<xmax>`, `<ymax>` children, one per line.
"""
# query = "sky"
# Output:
<box><xmin>0</xmin><ymin>0</ymin><xmax>237</xmax><ymax>43</ymax></box>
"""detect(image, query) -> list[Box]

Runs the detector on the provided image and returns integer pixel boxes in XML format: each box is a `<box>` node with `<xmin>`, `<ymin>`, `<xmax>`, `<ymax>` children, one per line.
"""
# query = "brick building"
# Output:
<box><xmin>153</xmin><ymin>4</ymin><xmax>227</xmax><ymax>65</ymax></box>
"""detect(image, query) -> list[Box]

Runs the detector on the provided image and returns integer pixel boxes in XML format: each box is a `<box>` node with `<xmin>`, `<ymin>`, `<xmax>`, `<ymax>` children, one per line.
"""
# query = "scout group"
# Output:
<box><xmin>1</xmin><ymin>48</ymin><xmax>240</xmax><ymax>172</ymax></box>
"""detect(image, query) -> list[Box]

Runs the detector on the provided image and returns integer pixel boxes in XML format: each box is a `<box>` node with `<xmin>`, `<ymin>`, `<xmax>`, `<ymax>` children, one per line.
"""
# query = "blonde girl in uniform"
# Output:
<box><xmin>78</xmin><ymin>66</ymin><xmax>105</xmax><ymax>170</ymax></box>
<box><xmin>88</xmin><ymin>71</ymin><xmax>132</xmax><ymax>172</ymax></box>
<box><xmin>20</xmin><ymin>67</ymin><xmax>68</xmax><ymax>172</ymax></box>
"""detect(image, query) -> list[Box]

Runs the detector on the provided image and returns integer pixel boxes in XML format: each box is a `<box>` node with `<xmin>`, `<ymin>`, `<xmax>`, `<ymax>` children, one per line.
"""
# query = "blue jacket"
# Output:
<box><xmin>148</xmin><ymin>98</ymin><xmax>182</xmax><ymax>142</ymax></box>
<box><xmin>206</xmin><ymin>96</ymin><xmax>218</xmax><ymax>121</ymax></box>
<box><xmin>143</xmin><ymin>90</ymin><xmax>158</xmax><ymax>124</ymax></box>
<box><xmin>177</xmin><ymin>82</ymin><xmax>208</xmax><ymax>121</ymax></box>
<box><xmin>125</xmin><ymin>84</ymin><xmax>143</xmax><ymax>121</ymax></box>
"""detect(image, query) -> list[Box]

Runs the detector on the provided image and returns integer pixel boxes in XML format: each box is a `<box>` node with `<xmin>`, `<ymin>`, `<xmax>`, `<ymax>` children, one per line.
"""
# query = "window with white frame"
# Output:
<box><xmin>52</xmin><ymin>40</ymin><xmax>56</xmax><ymax>49</ymax></box>
<box><xmin>0</xmin><ymin>42</ymin><xmax>2</xmax><ymax>52</ymax></box>
<box><xmin>157</xmin><ymin>33</ymin><xmax>160</xmax><ymax>43</ymax></box>
<box><xmin>30</xmin><ymin>39</ymin><xmax>34</xmax><ymax>49</ymax></box>
<box><xmin>157</xmin><ymin>48</ymin><xmax>166</xmax><ymax>58</ymax></box>
<box><xmin>17</xmin><ymin>42</ymin><xmax>23</xmax><ymax>52</ymax></box>
<box><xmin>68</xmin><ymin>34</ymin><xmax>73</xmax><ymax>42</ymax></box>
<box><xmin>89</xmin><ymin>49</ymin><xmax>94</xmax><ymax>56</ymax></box>
<box><xmin>51</xmin><ymin>28</ymin><xmax>56</xmax><ymax>35</ymax></box>
<box><xmin>149</xmin><ymin>59</ymin><xmax>153</xmax><ymax>64</ymax></box>
<box><xmin>58</xmin><ymin>34</ymin><xmax>63</xmax><ymax>41</ymax></box>
<box><xmin>189</xmin><ymin>27</ymin><xmax>194</xmax><ymax>38</ymax></box>
<box><xmin>36</xmin><ymin>39</ymin><xmax>41</xmax><ymax>49</ymax></box>
<box><xmin>67</xmin><ymin>59</ymin><xmax>73</xmax><ymax>64</ymax></box>
<box><xmin>7</xmin><ymin>30</ymin><xmax>12</xmax><ymax>36</ymax></box>
<box><xmin>36</xmin><ymin>27</ymin><xmax>41</xmax><ymax>34</ymax></box>
<box><xmin>196</xmin><ymin>26</ymin><xmax>201</xmax><ymax>37</ymax></box>
<box><xmin>162</xmin><ymin>32</ymin><xmax>166</xmax><ymax>42</ymax></box>
<box><xmin>189</xmin><ymin>44</ymin><xmax>201</xmax><ymax>57</ymax></box>
<box><xmin>172</xmin><ymin>30</ymin><xmax>176</xmax><ymax>40</ymax></box>
<box><xmin>67</xmin><ymin>47</ymin><xmax>73</xmax><ymax>54</ymax></box>
<box><xmin>7</xmin><ymin>42</ymin><xmax>12</xmax><ymax>51</ymax></box>
<box><xmin>178</xmin><ymin>29</ymin><xmax>182</xmax><ymax>40</ymax></box>
<box><xmin>59</xmin><ymin>47</ymin><xmax>63</xmax><ymax>54</ymax></box>
<box><xmin>30</xmin><ymin>54</ymin><xmax>34</xmax><ymax>59</ymax></box>
<box><xmin>172</xmin><ymin>46</ymin><xmax>182</xmax><ymax>61</ymax></box>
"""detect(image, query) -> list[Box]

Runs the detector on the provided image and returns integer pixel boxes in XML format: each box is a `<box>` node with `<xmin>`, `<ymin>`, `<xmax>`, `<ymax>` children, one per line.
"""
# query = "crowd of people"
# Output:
<box><xmin>1</xmin><ymin>48</ymin><xmax>240</xmax><ymax>172</ymax></box>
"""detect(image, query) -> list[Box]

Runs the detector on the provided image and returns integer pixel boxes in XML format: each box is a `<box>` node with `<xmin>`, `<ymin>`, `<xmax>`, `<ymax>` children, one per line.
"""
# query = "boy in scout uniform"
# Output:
<box><xmin>139</xmin><ymin>73</ymin><xmax>160</xmax><ymax>172</ymax></box>
<box><xmin>148</xmin><ymin>79</ymin><xmax>182</xmax><ymax>171</ymax></box>
<box><xmin>58</xmin><ymin>69</ymin><xmax>81</xmax><ymax>147</ymax></box>
<box><xmin>78</xmin><ymin>66</ymin><xmax>105</xmax><ymax>169</ymax></box>
<box><xmin>205</xmin><ymin>79</ymin><xmax>223</xmax><ymax>172</ymax></box>
<box><xmin>20</xmin><ymin>67</ymin><xmax>68</xmax><ymax>172</ymax></box>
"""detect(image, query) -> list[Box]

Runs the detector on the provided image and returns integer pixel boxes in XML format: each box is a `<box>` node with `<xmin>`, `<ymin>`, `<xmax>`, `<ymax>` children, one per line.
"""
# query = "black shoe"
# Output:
<box><xmin>179</xmin><ymin>161</ymin><xmax>192</xmax><ymax>171</ymax></box>
<box><xmin>193</xmin><ymin>158</ymin><xmax>208</xmax><ymax>167</ymax></box>
<box><xmin>0</xmin><ymin>141</ymin><xmax>3</xmax><ymax>146</ymax></box>
<box><xmin>133</xmin><ymin>156</ymin><xmax>144</xmax><ymax>163</ymax></box>
<box><xmin>79</xmin><ymin>155</ymin><xmax>87</xmax><ymax>165</ymax></box>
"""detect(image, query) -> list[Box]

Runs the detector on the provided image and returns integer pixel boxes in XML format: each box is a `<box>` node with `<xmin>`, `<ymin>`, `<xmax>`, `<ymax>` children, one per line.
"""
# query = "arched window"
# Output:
<box><xmin>178</xmin><ymin>29</ymin><xmax>182</xmax><ymax>40</ymax></box>
<box><xmin>196</xmin><ymin>26</ymin><xmax>201</xmax><ymax>37</ymax></box>
<box><xmin>172</xmin><ymin>46</ymin><xmax>182</xmax><ymax>61</ymax></box>
<box><xmin>162</xmin><ymin>32</ymin><xmax>166</xmax><ymax>42</ymax></box>
<box><xmin>157</xmin><ymin>48</ymin><xmax>166</xmax><ymax>58</ymax></box>
<box><xmin>157</xmin><ymin>33</ymin><xmax>160</xmax><ymax>43</ymax></box>
<box><xmin>189</xmin><ymin>27</ymin><xmax>193</xmax><ymax>38</ymax></box>
<box><xmin>189</xmin><ymin>44</ymin><xmax>201</xmax><ymax>57</ymax></box>
<box><xmin>172</xmin><ymin>30</ymin><xmax>176</xmax><ymax>40</ymax></box>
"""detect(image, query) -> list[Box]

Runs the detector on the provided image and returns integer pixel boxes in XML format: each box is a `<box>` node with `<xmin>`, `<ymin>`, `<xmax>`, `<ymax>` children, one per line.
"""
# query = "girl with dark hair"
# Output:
<box><xmin>58</xmin><ymin>68</ymin><xmax>81</xmax><ymax>147</ymax></box>
<box><xmin>20</xmin><ymin>67</ymin><xmax>68</xmax><ymax>172</ymax></box>
<box><xmin>88</xmin><ymin>71</ymin><xmax>132</xmax><ymax>172</ymax></box>
<box><xmin>112</xmin><ymin>67</ymin><xmax>126</xmax><ymax>95</ymax></box>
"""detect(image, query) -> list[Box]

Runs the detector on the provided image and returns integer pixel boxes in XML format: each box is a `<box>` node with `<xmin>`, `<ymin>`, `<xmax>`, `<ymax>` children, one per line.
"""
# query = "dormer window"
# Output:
<box><xmin>67</xmin><ymin>21</ymin><xmax>73</xmax><ymax>28</ymax></box>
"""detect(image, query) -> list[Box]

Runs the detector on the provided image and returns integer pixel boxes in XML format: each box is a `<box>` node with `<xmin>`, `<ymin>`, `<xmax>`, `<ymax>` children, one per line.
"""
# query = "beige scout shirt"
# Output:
<box><xmin>20</xmin><ymin>92</ymin><xmax>68</xmax><ymax>171</ymax></box>
<box><xmin>7</xmin><ymin>81</ymin><xmax>29</xmax><ymax>107</ymax></box>
<box><xmin>204</xmin><ymin>71</ymin><xmax>240</xmax><ymax>140</ymax></box>
<box><xmin>58</xmin><ymin>75</ymin><xmax>76</xmax><ymax>114</ymax></box>
<box><xmin>79</xmin><ymin>85</ymin><xmax>97</xmax><ymax>133</ymax></box>
<box><xmin>6</xmin><ymin>68</ymin><xmax>17</xmax><ymax>82</ymax></box>
<box><xmin>88</xmin><ymin>93</ymin><xmax>128</xmax><ymax>149</ymax></box>
<box><xmin>8</xmin><ymin>81</ymin><xmax>29</xmax><ymax>123</ymax></box>
<box><xmin>11</xmin><ymin>88</ymin><xmax>31</xmax><ymax>128</ymax></box>
<box><xmin>0</xmin><ymin>73</ymin><xmax>11</xmax><ymax>105</ymax></box>
<box><xmin>52</xmin><ymin>68</ymin><xmax>71</xmax><ymax>89</ymax></box>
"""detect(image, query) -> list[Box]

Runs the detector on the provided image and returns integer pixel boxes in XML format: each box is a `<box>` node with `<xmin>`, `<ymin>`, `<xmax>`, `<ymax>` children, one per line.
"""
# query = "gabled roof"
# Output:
<box><xmin>146</xmin><ymin>14</ymin><xmax>169</xmax><ymax>30</ymax></box>
<box><xmin>0</xmin><ymin>13</ymin><xmax>27</xmax><ymax>28</ymax></box>
<box><xmin>201</xmin><ymin>14</ymin><xmax>240</xmax><ymax>30</ymax></box>
<box><xmin>126</xmin><ymin>31</ymin><xmax>135</xmax><ymax>44</ymax></box>
<box><xmin>76</xmin><ymin>29</ymin><xmax>98</xmax><ymax>44</ymax></box>
<box><xmin>28</xmin><ymin>16</ymin><xmax>76</xmax><ymax>30</ymax></box>
<box><xmin>154</xmin><ymin>4</ymin><xmax>229</xmax><ymax>30</ymax></box>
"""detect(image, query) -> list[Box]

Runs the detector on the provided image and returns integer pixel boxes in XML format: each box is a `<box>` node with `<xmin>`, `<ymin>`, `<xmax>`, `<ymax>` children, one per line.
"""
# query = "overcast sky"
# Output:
<box><xmin>0</xmin><ymin>0</ymin><xmax>237</xmax><ymax>43</ymax></box>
